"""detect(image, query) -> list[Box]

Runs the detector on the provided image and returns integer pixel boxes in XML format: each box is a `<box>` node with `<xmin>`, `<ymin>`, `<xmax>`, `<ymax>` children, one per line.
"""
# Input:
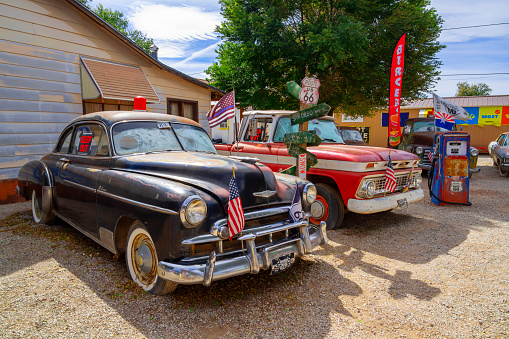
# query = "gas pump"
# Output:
<box><xmin>428</xmin><ymin>132</ymin><xmax>472</xmax><ymax>206</ymax></box>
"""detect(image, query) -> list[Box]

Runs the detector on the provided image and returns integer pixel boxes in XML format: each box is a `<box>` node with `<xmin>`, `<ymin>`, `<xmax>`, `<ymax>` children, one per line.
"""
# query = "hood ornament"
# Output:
<box><xmin>253</xmin><ymin>190</ymin><xmax>277</xmax><ymax>198</ymax></box>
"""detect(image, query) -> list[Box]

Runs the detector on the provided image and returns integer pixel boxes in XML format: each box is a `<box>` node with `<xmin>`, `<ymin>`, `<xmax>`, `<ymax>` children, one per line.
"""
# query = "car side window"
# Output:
<box><xmin>54</xmin><ymin>128</ymin><xmax>74</xmax><ymax>153</ymax></box>
<box><xmin>71</xmin><ymin>124</ymin><xmax>109</xmax><ymax>157</ymax></box>
<box><xmin>243</xmin><ymin>118</ymin><xmax>273</xmax><ymax>142</ymax></box>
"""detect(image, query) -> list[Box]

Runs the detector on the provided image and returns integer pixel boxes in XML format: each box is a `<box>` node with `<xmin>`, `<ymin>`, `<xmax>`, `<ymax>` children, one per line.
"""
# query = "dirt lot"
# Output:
<box><xmin>0</xmin><ymin>155</ymin><xmax>508</xmax><ymax>338</ymax></box>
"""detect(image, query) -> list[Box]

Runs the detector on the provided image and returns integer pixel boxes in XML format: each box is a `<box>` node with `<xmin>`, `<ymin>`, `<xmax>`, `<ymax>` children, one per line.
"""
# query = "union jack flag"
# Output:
<box><xmin>207</xmin><ymin>91</ymin><xmax>235</xmax><ymax>128</ymax></box>
<box><xmin>228</xmin><ymin>172</ymin><xmax>245</xmax><ymax>240</ymax></box>
<box><xmin>385</xmin><ymin>153</ymin><xmax>397</xmax><ymax>193</ymax></box>
<box><xmin>435</xmin><ymin>111</ymin><xmax>455</xmax><ymax>130</ymax></box>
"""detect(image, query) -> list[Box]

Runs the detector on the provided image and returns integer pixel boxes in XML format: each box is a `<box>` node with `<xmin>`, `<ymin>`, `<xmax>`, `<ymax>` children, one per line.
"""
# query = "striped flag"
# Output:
<box><xmin>207</xmin><ymin>91</ymin><xmax>235</xmax><ymax>128</ymax></box>
<box><xmin>427</xmin><ymin>150</ymin><xmax>434</xmax><ymax>163</ymax></box>
<box><xmin>385</xmin><ymin>153</ymin><xmax>397</xmax><ymax>193</ymax></box>
<box><xmin>228</xmin><ymin>171</ymin><xmax>245</xmax><ymax>240</ymax></box>
<box><xmin>435</xmin><ymin>111</ymin><xmax>455</xmax><ymax>131</ymax></box>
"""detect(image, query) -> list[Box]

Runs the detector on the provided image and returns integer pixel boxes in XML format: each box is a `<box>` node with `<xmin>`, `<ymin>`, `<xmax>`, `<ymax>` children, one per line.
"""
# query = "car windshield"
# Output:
<box><xmin>273</xmin><ymin>117</ymin><xmax>344</xmax><ymax>143</ymax></box>
<box><xmin>112</xmin><ymin>121</ymin><xmax>217</xmax><ymax>155</ymax></box>
<box><xmin>340</xmin><ymin>129</ymin><xmax>364</xmax><ymax>142</ymax></box>
<box><xmin>412</xmin><ymin>120</ymin><xmax>456</xmax><ymax>133</ymax></box>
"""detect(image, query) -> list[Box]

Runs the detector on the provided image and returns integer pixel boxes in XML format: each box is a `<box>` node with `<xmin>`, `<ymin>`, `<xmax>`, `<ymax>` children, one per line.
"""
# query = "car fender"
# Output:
<box><xmin>17</xmin><ymin>160</ymin><xmax>54</xmax><ymax>214</ymax></box>
<box><xmin>97</xmin><ymin>170</ymin><xmax>224</xmax><ymax>260</ymax></box>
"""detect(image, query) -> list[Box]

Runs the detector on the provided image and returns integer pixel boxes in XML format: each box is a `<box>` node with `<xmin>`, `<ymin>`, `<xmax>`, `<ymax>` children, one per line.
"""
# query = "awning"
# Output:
<box><xmin>81</xmin><ymin>58</ymin><xmax>159</xmax><ymax>103</ymax></box>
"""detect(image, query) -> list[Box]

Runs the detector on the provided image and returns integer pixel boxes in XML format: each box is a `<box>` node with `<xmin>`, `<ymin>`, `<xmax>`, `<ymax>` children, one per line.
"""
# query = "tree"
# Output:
<box><xmin>456</xmin><ymin>81</ymin><xmax>492</xmax><ymax>96</ymax></box>
<box><xmin>207</xmin><ymin>0</ymin><xmax>444</xmax><ymax>116</ymax></box>
<box><xmin>77</xmin><ymin>0</ymin><xmax>153</xmax><ymax>54</ymax></box>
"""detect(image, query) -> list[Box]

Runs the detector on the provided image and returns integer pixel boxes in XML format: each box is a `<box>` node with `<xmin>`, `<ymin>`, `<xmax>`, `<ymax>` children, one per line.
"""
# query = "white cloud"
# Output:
<box><xmin>171</xmin><ymin>42</ymin><xmax>219</xmax><ymax>67</ymax></box>
<box><xmin>128</xmin><ymin>4</ymin><xmax>222</xmax><ymax>41</ymax></box>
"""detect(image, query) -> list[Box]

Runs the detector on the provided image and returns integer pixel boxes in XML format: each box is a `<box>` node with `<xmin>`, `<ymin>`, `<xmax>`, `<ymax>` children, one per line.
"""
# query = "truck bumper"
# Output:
<box><xmin>157</xmin><ymin>221</ymin><xmax>327</xmax><ymax>286</ymax></box>
<box><xmin>347</xmin><ymin>188</ymin><xmax>424</xmax><ymax>214</ymax></box>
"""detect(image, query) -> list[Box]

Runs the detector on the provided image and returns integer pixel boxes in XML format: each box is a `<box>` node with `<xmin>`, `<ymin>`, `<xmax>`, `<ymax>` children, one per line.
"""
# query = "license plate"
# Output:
<box><xmin>270</xmin><ymin>253</ymin><xmax>295</xmax><ymax>275</ymax></box>
<box><xmin>397</xmin><ymin>198</ymin><xmax>408</xmax><ymax>209</ymax></box>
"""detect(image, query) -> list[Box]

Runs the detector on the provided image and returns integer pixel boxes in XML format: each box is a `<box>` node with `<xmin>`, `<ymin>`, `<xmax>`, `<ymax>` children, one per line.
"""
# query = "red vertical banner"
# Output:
<box><xmin>388</xmin><ymin>33</ymin><xmax>406</xmax><ymax>147</ymax></box>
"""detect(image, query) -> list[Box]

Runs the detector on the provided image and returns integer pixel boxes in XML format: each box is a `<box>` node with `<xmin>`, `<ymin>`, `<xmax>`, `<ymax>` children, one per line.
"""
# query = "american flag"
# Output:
<box><xmin>427</xmin><ymin>150</ymin><xmax>434</xmax><ymax>163</ymax></box>
<box><xmin>228</xmin><ymin>173</ymin><xmax>245</xmax><ymax>241</ymax></box>
<box><xmin>402</xmin><ymin>165</ymin><xmax>414</xmax><ymax>193</ymax></box>
<box><xmin>385</xmin><ymin>153</ymin><xmax>397</xmax><ymax>193</ymax></box>
<box><xmin>207</xmin><ymin>91</ymin><xmax>235</xmax><ymax>128</ymax></box>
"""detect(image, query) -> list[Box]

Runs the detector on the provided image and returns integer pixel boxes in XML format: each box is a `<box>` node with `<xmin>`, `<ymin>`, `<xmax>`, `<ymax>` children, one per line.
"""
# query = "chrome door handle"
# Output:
<box><xmin>59</xmin><ymin>158</ymin><xmax>70</xmax><ymax>163</ymax></box>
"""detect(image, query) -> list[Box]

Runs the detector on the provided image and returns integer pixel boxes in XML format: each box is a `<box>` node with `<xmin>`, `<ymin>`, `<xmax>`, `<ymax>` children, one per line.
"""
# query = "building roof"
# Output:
<box><xmin>66</xmin><ymin>0</ymin><xmax>225</xmax><ymax>100</ymax></box>
<box><xmin>403</xmin><ymin>95</ymin><xmax>509</xmax><ymax>109</ymax></box>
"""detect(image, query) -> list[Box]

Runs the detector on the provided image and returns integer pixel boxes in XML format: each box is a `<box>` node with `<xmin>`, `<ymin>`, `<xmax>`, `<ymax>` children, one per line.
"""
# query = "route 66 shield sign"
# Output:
<box><xmin>299</xmin><ymin>77</ymin><xmax>320</xmax><ymax>105</ymax></box>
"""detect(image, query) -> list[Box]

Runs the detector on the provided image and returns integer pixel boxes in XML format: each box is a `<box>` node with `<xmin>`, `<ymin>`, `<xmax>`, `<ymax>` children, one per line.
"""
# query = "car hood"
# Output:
<box><xmin>308</xmin><ymin>144</ymin><xmax>419</xmax><ymax>162</ymax></box>
<box><xmin>409</xmin><ymin>132</ymin><xmax>437</xmax><ymax>147</ymax></box>
<box><xmin>111</xmin><ymin>152</ymin><xmax>286</xmax><ymax>209</ymax></box>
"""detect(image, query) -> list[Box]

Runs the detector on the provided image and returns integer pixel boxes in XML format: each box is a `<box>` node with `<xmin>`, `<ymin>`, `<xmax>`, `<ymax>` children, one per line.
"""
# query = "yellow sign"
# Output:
<box><xmin>478</xmin><ymin>106</ymin><xmax>503</xmax><ymax>127</ymax></box>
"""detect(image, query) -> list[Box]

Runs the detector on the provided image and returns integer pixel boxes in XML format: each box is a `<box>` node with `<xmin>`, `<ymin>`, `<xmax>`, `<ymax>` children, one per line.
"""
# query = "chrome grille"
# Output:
<box><xmin>371</xmin><ymin>173</ymin><xmax>416</xmax><ymax>196</ymax></box>
<box><xmin>422</xmin><ymin>149</ymin><xmax>433</xmax><ymax>167</ymax></box>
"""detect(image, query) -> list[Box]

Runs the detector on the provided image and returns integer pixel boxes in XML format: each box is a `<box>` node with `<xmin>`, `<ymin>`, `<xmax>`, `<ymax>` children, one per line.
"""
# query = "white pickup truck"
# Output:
<box><xmin>213</xmin><ymin>110</ymin><xmax>424</xmax><ymax>229</ymax></box>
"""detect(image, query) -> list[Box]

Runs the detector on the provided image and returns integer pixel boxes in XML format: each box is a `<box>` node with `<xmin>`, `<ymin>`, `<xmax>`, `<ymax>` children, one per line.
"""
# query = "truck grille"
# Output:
<box><xmin>422</xmin><ymin>149</ymin><xmax>433</xmax><ymax>168</ymax></box>
<box><xmin>371</xmin><ymin>173</ymin><xmax>417</xmax><ymax>196</ymax></box>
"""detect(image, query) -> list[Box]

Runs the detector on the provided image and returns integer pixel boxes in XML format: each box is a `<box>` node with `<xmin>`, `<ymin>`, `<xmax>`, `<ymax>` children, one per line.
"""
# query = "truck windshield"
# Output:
<box><xmin>412</xmin><ymin>120</ymin><xmax>456</xmax><ymax>133</ymax></box>
<box><xmin>112</xmin><ymin>121</ymin><xmax>217</xmax><ymax>155</ymax></box>
<box><xmin>273</xmin><ymin>117</ymin><xmax>344</xmax><ymax>143</ymax></box>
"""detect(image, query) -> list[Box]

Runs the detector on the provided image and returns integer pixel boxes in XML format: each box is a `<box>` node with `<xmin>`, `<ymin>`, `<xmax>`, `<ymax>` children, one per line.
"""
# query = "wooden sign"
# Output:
<box><xmin>287</xmin><ymin>144</ymin><xmax>318</xmax><ymax>167</ymax></box>
<box><xmin>298</xmin><ymin>154</ymin><xmax>307</xmax><ymax>179</ymax></box>
<box><xmin>290</xmin><ymin>103</ymin><xmax>331</xmax><ymax>125</ymax></box>
<box><xmin>283</xmin><ymin>131</ymin><xmax>322</xmax><ymax>147</ymax></box>
<box><xmin>286</xmin><ymin>81</ymin><xmax>302</xmax><ymax>100</ymax></box>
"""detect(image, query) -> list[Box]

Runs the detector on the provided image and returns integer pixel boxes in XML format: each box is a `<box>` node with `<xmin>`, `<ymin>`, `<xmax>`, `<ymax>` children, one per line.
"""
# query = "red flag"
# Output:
<box><xmin>385</xmin><ymin>153</ymin><xmax>397</xmax><ymax>193</ymax></box>
<box><xmin>228</xmin><ymin>173</ymin><xmax>245</xmax><ymax>240</ymax></box>
<box><xmin>388</xmin><ymin>33</ymin><xmax>406</xmax><ymax>147</ymax></box>
<box><xmin>207</xmin><ymin>91</ymin><xmax>235</xmax><ymax>128</ymax></box>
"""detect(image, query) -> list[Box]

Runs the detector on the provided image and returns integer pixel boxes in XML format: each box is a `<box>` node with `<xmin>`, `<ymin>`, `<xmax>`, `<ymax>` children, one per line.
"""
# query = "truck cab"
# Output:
<box><xmin>214</xmin><ymin>111</ymin><xmax>424</xmax><ymax>230</ymax></box>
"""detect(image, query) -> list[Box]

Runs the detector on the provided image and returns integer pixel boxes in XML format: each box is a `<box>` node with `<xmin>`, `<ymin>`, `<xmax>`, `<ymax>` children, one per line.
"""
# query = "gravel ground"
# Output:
<box><xmin>0</xmin><ymin>155</ymin><xmax>508</xmax><ymax>338</ymax></box>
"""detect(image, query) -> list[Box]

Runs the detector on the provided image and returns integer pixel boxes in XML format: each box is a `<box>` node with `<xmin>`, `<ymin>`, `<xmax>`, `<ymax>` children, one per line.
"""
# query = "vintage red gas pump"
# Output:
<box><xmin>429</xmin><ymin>132</ymin><xmax>472</xmax><ymax>206</ymax></box>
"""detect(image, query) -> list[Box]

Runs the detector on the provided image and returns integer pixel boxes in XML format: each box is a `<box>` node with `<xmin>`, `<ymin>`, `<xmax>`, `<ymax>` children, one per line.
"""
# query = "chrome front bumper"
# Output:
<box><xmin>347</xmin><ymin>188</ymin><xmax>424</xmax><ymax>214</ymax></box>
<box><xmin>157</xmin><ymin>221</ymin><xmax>327</xmax><ymax>286</ymax></box>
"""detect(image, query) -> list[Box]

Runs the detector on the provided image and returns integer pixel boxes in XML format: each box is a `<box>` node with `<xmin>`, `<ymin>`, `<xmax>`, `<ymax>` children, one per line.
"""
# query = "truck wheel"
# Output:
<box><xmin>311</xmin><ymin>183</ymin><xmax>344</xmax><ymax>230</ymax></box>
<box><xmin>31</xmin><ymin>189</ymin><xmax>55</xmax><ymax>225</ymax></box>
<box><xmin>126</xmin><ymin>221</ymin><xmax>178</xmax><ymax>295</ymax></box>
<box><xmin>499</xmin><ymin>162</ymin><xmax>509</xmax><ymax>177</ymax></box>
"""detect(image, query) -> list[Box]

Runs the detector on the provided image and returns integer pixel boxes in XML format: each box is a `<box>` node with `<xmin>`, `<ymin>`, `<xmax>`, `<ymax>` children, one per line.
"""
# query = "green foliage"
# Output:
<box><xmin>456</xmin><ymin>81</ymin><xmax>492</xmax><ymax>96</ymax></box>
<box><xmin>77</xmin><ymin>2</ymin><xmax>154</xmax><ymax>54</ymax></box>
<box><xmin>207</xmin><ymin>0</ymin><xmax>445</xmax><ymax>116</ymax></box>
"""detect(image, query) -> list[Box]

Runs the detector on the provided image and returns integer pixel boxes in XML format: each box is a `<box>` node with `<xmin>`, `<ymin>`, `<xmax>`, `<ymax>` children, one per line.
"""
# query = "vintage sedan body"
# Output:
<box><xmin>488</xmin><ymin>132</ymin><xmax>509</xmax><ymax>177</ymax></box>
<box><xmin>17</xmin><ymin>112</ymin><xmax>327</xmax><ymax>295</ymax></box>
<box><xmin>398</xmin><ymin>117</ymin><xmax>480</xmax><ymax>176</ymax></box>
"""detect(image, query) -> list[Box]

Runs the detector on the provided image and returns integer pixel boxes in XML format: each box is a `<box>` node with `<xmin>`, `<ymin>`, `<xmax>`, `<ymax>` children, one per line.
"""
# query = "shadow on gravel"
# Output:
<box><xmin>0</xmin><ymin>210</ymin><xmax>361</xmax><ymax>338</ymax></box>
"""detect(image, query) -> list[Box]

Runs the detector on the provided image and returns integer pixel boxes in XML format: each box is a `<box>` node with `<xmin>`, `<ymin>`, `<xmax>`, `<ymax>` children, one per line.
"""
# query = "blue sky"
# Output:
<box><xmin>91</xmin><ymin>0</ymin><xmax>509</xmax><ymax>98</ymax></box>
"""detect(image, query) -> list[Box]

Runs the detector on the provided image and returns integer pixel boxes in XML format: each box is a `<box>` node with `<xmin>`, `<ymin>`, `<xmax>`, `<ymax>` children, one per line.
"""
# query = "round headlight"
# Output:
<box><xmin>180</xmin><ymin>195</ymin><xmax>207</xmax><ymax>228</ymax></box>
<box><xmin>413</xmin><ymin>173</ymin><xmax>422</xmax><ymax>189</ymax></box>
<box><xmin>360</xmin><ymin>180</ymin><xmax>375</xmax><ymax>198</ymax></box>
<box><xmin>470</xmin><ymin>148</ymin><xmax>479</xmax><ymax>157</ymax></box>
<box><xmin>303</xmin><ymin>183</ymin><xmax>317</xmax><ymax>204</ymax></box>
<box><xmin>415</xmin><ymin>147</ymin><xmax>424</xmax><ymax>155</ymax></box>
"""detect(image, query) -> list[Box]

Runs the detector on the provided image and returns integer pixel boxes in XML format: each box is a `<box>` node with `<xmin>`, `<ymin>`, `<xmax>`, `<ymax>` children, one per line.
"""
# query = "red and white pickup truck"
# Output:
<box><xmin>214</xmin><ymin>110</ymin><xmax>424</xmax><ymax>229</ymax></box>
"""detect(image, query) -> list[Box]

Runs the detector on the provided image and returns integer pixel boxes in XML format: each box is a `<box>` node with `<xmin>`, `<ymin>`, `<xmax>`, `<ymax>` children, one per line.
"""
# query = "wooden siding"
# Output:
<box><xmin>0</xmin><ymin>0</ymin><xmax>214</xmax><ymax>183</ymax></box>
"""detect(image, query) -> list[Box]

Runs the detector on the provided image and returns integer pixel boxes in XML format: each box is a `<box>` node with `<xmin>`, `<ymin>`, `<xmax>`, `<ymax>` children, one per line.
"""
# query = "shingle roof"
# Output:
<box><xmin>403</xmin><ymin>95</ymin><xmax>509</xmax><ymax>108</ymax></box>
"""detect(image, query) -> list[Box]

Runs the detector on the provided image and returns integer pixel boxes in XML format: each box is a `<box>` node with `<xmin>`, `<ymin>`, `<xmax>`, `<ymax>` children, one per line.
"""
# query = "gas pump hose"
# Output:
<box><xmin>428</xmin><ymin>157</ymin><xmax>472</xmax><ymax>206</ymax></box>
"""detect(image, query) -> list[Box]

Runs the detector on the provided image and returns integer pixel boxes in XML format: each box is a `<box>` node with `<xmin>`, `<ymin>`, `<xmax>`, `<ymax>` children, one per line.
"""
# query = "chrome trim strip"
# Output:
<box><xmin>99</xmin><ymin>227</ymin><xmax>116</xmax><ymax>252</ymax></box>
<box><xmin>63</xmin><ymin>179</ymin><xmax>97</xmax><ymax>193</ymax></box>
<box><xmin>97</xmin><ymin>190</ymin><xmax>178</xmax><ymax>215</ymax></box>
<box><xmin>184</xmin><ymin>219</ymin><xmax>306</xmax><ymax>245</ymax></box>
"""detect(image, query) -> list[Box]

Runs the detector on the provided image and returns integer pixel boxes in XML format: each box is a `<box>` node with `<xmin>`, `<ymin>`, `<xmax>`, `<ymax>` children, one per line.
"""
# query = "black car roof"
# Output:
<box><xmin>70</xmin><ymin>111</ymin><xmax>202</xmax><ymax>128</ymax></box>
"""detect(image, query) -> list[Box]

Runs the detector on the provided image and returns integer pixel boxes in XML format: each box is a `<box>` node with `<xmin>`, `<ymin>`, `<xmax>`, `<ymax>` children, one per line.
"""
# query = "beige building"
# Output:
<box><xmin>337</xmin><ymin>95</ymin><xmax>509</xmax><ymax>152</ymax></box>
<box><xmin>0</xmin><ymin>0</ymin><xmax>223</xmax><ymax>203</ymax></box>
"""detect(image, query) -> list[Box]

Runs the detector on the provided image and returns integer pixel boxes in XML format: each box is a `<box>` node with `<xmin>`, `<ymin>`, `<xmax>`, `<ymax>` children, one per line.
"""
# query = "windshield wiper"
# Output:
<box><xmin>322</xmin><ymin>138</ymin><xmax>340</xmax><ymax>142</ymax></box>
<box><xmin>145</xmin><ymin>149</ymin><xmax>181</xmax><ymax>155</ymax></box>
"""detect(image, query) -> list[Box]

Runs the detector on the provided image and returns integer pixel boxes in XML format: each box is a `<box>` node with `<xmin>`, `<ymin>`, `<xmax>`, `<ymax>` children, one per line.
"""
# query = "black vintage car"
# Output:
<box><xmin>17</xmin><ymin>111</ymin><xmax>327</xmax><ymax>295</ymax></box>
